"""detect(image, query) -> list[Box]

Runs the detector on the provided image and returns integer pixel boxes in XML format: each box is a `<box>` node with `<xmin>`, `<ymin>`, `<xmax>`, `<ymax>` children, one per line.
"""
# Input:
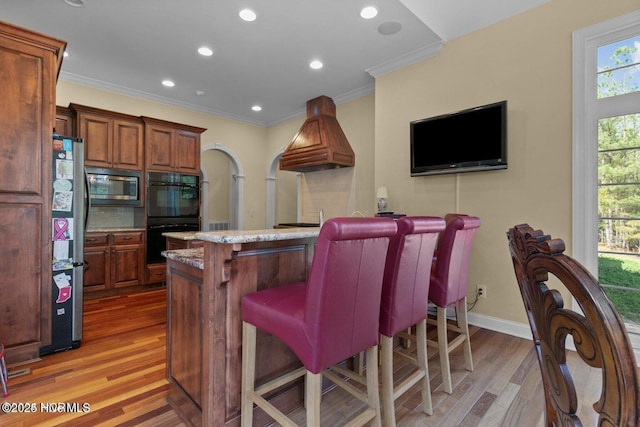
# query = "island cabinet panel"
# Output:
<box><xmin>166</xmin><ymin>237</ymin><xmax>316</xmax><ymax>427</ymax></box>
<box><xmin>143</xmin><ymin>116</ymin><xmax>205</xmax><ymax>175</ymax></box>
<box><xmin>168</xmin><ymin>261</ymin><xmax>203</xmax><ymax>407</ymax></box>
<box><xmin>71</xmin><ymin>104</ymin><xmax>144</xmax><ymax>171</ymax></box>
<box><xmin>0</xmin><ymin>21</ymin><xmax>66</xmax><ymax>365</ymax></box>
<box><xmin>167</xmin><ymin>236</ymin><xmax>204</xmax><ymax>251</ymax></box>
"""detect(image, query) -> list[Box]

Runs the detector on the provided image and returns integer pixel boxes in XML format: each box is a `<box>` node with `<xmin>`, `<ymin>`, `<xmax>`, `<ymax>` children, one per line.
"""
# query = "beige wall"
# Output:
<box><xmin>375</xmin><ymin>0</ymin><xmax>640</xmax><ymax>324</ymax></box>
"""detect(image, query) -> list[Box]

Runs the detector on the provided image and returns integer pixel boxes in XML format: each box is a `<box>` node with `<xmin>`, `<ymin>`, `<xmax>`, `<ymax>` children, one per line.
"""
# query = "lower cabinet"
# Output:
<box><xmin>146</xmin><ymin>237</ymin><xmax>203</xmax><ymax>284</ymax></box>
<box><xmin>146</xmin><ymin>263</ymin><xmax>167</xmax><ymax>284</ymax></box>
<box><xmin>84</xmin><ymin>231</ymin><xmax>145</xmax><ymax>293</ymax></box>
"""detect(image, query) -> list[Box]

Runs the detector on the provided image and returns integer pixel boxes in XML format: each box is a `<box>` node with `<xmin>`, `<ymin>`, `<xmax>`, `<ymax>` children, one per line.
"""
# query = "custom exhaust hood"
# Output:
<box><xmin>279</xmin><ymin>95</ymin><xmax>355</xmax><ymax>173</ymax></box>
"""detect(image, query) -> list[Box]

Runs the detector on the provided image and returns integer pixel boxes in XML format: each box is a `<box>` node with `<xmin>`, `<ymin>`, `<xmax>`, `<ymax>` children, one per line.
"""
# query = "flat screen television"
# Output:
<box><xmin>410</xmin><ymin>100</ymin><xmax>507</xmax><ymax>177</ymax></box>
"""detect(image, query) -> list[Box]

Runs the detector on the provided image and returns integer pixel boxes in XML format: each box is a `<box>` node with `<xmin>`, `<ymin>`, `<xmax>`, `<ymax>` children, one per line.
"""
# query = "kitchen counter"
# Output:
<box><xmin>164</xmin><ymin>227</ymin><xmax>319</xmax><ymax>426</ymax></box>
<box><xmin>87</xmin><ymin>227</ymin><xmax>146</xmax><ymax>233</ymax></box>
<box><xmin>163</xmin><ymin>231</ymin><xmax>199</xmax><ymax>240</ymax></box>
<box><xmin>162</xmin><ymin>247</ymin><xmax>203</xmax><ymax>269</ymax></box>
<box><xmin>194</xmin><ymin>226</ymin><xmax>319</xmax><ymax>244</ymax></box>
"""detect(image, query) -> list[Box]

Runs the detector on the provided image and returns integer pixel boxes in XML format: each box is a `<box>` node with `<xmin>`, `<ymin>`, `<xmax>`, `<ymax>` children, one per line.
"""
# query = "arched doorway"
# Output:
<box><xmin>266</xmin><ymin>148</ymin><xmax>301</xmax><ymax>229</ymax></box>
<box><xmin>201</xmin><ymin>142</ymin><xmax>244</xmax><ymax>230</ymax></box>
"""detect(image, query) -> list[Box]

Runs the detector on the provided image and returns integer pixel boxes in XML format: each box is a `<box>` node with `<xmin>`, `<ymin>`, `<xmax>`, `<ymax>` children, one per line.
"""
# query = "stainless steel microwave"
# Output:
<box><xmin>86</xmin><ymin>167</ymin><xmax>141</xmax><ymax>206</ymax></box>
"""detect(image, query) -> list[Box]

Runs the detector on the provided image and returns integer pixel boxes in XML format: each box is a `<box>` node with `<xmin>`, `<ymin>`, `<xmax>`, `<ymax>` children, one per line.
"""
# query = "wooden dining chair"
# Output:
<box><xmin>507</xmin><ymin>224</ymin><xmax>640</xmax><ymax>426</ymax></box>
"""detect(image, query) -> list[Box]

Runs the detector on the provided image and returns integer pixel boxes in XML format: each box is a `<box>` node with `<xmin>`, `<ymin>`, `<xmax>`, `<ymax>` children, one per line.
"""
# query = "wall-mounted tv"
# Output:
<box><xmin>410</xmin><ymin>100</ymin><xmax>507</xmax><ymax>177</ymax></box>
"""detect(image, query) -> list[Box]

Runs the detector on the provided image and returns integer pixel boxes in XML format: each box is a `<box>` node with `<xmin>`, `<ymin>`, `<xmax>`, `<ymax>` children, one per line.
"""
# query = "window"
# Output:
<box><xmin>573</xmin><ymin>10</ymin><xmax>640</xmax><ymax>359</ymax></box>
<box><xmin>597</xmin><ymin>35</ymin><xmax>640</xmax><ymax>99</ymax></box>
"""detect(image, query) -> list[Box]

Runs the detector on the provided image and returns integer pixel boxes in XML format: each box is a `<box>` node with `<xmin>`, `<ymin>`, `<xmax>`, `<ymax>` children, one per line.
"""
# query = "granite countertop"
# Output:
<box><xmin>163</xmin><ymin>228</ymin><xmax>319</xmax><ymax>270</ymax></box>
<box><xmin>87</xmin><ymin>227</ymin><xmax>146</xmax><ymax>233</ymax></box>
<box><xmin>194</xmin><ymin>227</ymin><xmax>320</xmax><ymax>244</ymax></box>
<box><xmin>163</xmin><ymin>231</ymin><xmax>199</xmax><ymax>240</ymax></box>
<box><xmin>162</xmin><ymin>247</ymin><xmax>204</xmax><ymax>270</ymax></box>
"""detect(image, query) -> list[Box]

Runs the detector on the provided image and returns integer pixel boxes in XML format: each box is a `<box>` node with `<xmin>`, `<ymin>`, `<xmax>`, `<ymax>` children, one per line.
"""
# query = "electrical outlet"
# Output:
<box><xmin>477</xmin><ymin>285</ymin><xmax>487</xmax><ymax>299</ymax></box>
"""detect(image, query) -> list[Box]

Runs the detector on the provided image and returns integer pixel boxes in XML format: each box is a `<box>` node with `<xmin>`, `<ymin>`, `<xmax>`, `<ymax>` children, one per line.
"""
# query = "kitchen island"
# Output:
<box><xmin>163</xmin><ymin>230</ymin><xmax>204</xmax><ymax>250</ymax></box>
<box><xmin>163</xmin><ymin>227</ymin><xmax>319</xmax><ymax>427</ymax></box>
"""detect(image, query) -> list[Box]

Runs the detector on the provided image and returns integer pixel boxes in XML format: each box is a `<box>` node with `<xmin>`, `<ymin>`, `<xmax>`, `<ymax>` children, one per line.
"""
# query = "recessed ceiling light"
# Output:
<box><xmin>309</xmin><ymin>60</ymin><xmax>323</xmax><ymax>70</ymax></box>
<box><xmin>197</xmin><ymin>46</ymin><xmax>213</xmax><ymax>56</ymax></box>
<box><xmin>239</xmin><ymin>9</ymin><xmax>257</xmax><ymax>22</ymax></box>
<box><xmin>196</xmin><ymin>90</ymin><xmax>205</xmax><ymax>96</ymax></box>
<box><xmin>252</xmin><ymin>105</ymin><xmax>262</xmax><ymax>112</ymax></box>
<box><xmin>162</xmin><ymin>80</ymin><xmax>175</xmax><ymax>88</ymax></box>
<box><xmin>63</xmin><ymin>0</ymin><xmax>84</xmax><ymax>7</ymax></box>
<box><xmin>360</xmin><ymin>6</ymin><xmax>378</xmax><ymax>19</ymax></box>
<box><xmin>63</xmin><ymin>51</ymin><xmax>69</xmax><ymax>58</ymax></box>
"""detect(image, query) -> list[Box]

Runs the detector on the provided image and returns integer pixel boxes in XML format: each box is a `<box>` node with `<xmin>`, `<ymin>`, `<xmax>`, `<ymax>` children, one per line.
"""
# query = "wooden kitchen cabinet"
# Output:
<box><xmin>0</xmin><ymin>22</ymin><xmax>66</xmax><ymax>365</ymax></box>
<box><xmin>84</xmin><ymin>231</ymin><xmax>145</xmax><ymax>295</ymax></box>
<box><xmin>84</xmin><ymin>233</ymin><xmax>110</xmax><ymax>292</ymax></box>
<box><xmin>55</xmin><ymin>106</ymin><xmax>74</xmax><ymax>137</ymax></box>
<box><xmin>142</xmin><ymin>116</ymin><xmax>206</xmax><ymax>174</ymax></box>
<box><xmin>167</xmin><ymin>236</ymin><xmax>204</xmax><ymax>251</ymax></box>
<box><xmin>146</xmin><ymin>236</ymin><xmax>203</xmax><ymax>284</ymax></box>
<box><xmin>71</xmin><ymin>104</ymin><xmax>144</xmax><ymax>171</ymax></box>
<box><xmin>112</xmin><ymin>232</ymin><xmax>145</xmax><ymax>288</ymax></box>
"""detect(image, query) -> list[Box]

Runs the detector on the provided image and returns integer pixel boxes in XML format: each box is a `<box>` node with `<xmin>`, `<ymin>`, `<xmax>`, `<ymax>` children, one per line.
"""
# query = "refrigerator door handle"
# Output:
<box><xmin>84</xmin><ymin>167</ymin><xmax>91</xmax><ymax>231</ymax></box>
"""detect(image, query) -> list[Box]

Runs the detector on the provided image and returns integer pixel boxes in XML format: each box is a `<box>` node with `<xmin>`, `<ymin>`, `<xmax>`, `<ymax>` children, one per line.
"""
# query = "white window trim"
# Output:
<box><xmin>572</xmin><ymin>9</ymin><xmax>640</xmax><ymax>364</ymax></box>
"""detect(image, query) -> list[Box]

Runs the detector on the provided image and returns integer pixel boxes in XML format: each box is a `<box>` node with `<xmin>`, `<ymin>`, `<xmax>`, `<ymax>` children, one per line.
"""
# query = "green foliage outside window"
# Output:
<box><xmin>597</xmin><ymin>38</ymin><xmax>640</xmax><ymax>322</ymax></box>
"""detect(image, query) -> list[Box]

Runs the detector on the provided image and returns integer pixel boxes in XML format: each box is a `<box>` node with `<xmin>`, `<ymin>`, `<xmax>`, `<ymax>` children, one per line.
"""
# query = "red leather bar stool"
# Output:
<box><xmin>379</xmin><ymin>216</ymin><xmax>445</xmax><ymax>427</ymax></box>
<box><xmin>241</xmin><ymin>217</ymin><xmax>397</xmax><ymax>427</ymax></box>
<box><xmin>428</xmin><ymin>214</ymin><xmax>480</xmax><ymax>394</ymax></box>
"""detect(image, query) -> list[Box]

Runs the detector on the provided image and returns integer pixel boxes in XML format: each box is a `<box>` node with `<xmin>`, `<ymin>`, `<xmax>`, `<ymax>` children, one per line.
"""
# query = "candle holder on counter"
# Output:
<box><xmin>376</xmin><ymin>186</ymin><xmax>388</xmax><ymax>213</ymax></box>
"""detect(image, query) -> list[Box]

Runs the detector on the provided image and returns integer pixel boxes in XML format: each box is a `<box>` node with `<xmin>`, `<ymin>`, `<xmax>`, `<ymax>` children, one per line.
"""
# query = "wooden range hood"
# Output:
<box><xmin>279</xmin><ymin>95</ymin><xmax>355</xmax><ymax>172</ymax></box>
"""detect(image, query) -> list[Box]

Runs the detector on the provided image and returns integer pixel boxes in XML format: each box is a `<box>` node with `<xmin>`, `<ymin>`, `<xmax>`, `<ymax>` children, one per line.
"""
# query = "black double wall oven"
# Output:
<box><xmin>146</xmin><ymin>172</ymin><xmax>200</xmax><ymax>264</ymax></box>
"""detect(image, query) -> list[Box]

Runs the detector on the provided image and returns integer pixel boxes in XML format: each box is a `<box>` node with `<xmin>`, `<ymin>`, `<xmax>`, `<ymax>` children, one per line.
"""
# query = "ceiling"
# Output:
<box><xmin>3</xmin><ymin>0</ymin><xmax>548</xmax><ymax>126</ymax></box>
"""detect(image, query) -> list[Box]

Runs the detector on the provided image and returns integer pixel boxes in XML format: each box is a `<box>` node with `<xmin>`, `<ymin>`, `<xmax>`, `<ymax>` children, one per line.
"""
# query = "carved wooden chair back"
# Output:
<box><xmin>507</xmin><ymin>224</ymin><xmax>640</xmax><ymax>426</ymax></box>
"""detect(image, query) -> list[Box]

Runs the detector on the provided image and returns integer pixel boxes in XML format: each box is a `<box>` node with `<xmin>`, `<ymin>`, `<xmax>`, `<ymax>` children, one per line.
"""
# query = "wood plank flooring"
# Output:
<box><xmin>0</xmin><ymin>289</ymin><xmax>602</xmax><ymax>426</ymax></box>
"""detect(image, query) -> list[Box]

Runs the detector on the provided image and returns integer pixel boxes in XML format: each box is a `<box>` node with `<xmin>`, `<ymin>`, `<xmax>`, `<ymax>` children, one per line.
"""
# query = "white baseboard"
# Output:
<box><xmin>467</xmin><ymin>312</ymin><xmax>532</xmax><ymax>341</ymax></box>
<box><xmin>468</xmin><ymin>311</ymin><xmax>640</xmax><ymax>367</ymax></box>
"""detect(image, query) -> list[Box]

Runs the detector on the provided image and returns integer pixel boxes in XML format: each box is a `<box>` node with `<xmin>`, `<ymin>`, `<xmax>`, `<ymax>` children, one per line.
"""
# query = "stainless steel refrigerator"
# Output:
<box><xmin>41</xmin><ymin>134</ymin><xmax>85</xmax><ymax>355</ymax></box>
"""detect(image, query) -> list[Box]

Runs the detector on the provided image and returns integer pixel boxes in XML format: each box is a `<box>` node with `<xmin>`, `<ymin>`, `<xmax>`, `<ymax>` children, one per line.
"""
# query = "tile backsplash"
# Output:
<box><xmin>300</xmin><ymin>168</ymin><xmax>356</xmax><ymax>223</ymax></box>
<box><xmin>87</xmin><ymin>206</ymin><xmax>145</xmax><ymax>229</ymax></box>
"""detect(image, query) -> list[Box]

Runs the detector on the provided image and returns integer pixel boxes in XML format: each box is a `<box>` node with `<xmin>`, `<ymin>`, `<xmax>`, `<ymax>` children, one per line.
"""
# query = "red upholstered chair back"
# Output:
<box><xmin>304</xmin><ymin>217</ymin><xmax>397</xmax><ymax>372</ymax></box>
<box><xmin>430</xmin><ymin>215</ymin><xmax>481</xmax><ymax>308</ymax></box>
<box><xmin>379</xmin><ymin>216</ymin><xmax>445</xmax><ymax>337</ymax></box>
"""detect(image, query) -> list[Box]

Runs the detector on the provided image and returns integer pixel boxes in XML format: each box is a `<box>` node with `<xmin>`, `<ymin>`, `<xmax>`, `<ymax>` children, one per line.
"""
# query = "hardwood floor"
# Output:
<box><xmin>1</xmin><ymin>289</ymin><xmax>602</xmax><ymax>426</ymax></box>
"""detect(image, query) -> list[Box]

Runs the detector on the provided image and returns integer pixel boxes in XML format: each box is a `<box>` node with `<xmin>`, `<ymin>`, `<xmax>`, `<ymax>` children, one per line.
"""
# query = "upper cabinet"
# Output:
<box><xmin>142</xmin><ymin>117</ymin><xmax>205</xmax><ymax>175</ymax></box>
<box><xmin>55</xmin><ymin>106</ymin><xmax>74</xmax><ymax>137</ymax></box>
<box><xmin>71</xmin><ymin>104</ymin><xmax>144</xmax><ymax>171</ymax></box>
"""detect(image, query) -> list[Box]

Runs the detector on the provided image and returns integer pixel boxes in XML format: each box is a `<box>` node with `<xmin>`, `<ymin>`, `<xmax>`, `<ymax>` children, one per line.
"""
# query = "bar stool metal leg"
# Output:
<box><xmin>0</xmin><ymin>344</ymin><xmax>8</xmax><ymax>397</ymax></box>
